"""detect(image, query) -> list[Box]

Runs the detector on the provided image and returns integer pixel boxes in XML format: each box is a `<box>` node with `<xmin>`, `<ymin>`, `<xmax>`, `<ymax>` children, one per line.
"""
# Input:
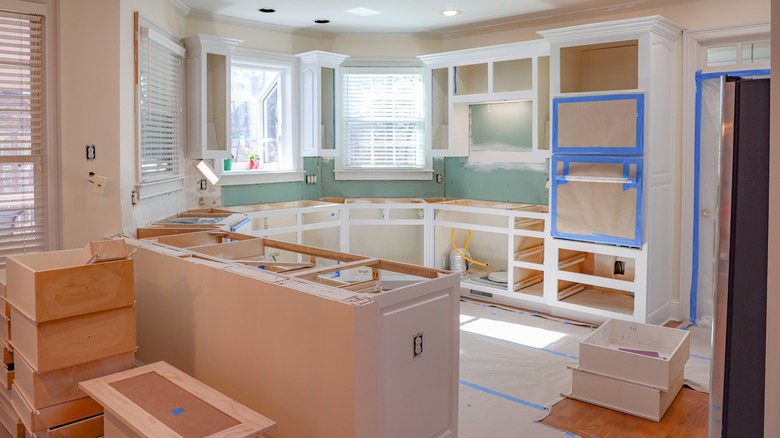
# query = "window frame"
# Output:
<box><xmin>218</xmin><ymin>48</ymin><xmax>301</xmax><ymax>186</ymax></box>
<box><xmin>335</xmin><ymin>61</ymin><xmax>432</xmax><ymax>181</ymax></box>
<box><xmin>134</xmin><ymin>17</ymin><xmax>186</xmax><ymax>199</ymax></box>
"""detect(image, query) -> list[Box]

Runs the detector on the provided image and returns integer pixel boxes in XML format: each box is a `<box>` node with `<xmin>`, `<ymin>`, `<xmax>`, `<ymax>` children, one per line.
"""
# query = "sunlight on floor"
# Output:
<box><xmin>460</xmin><ymin>318</ymin><xmax>567</xmax><ymax>349</ymax></box>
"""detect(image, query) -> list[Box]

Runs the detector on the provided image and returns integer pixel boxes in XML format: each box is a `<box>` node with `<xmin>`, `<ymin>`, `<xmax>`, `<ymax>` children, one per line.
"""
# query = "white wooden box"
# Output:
<box><xmin>579</xmin><ymin>318</ymin><xmax>689</xmax><ymax>390</ymax></box>
<box><xmin>569</xmin><ymin>366</ymin><xmax>683</xmax><ymax>421</ymax></box>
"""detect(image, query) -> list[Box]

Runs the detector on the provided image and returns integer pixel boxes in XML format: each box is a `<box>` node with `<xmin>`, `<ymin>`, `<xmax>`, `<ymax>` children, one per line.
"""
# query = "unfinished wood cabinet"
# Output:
<box><xmin>10</xmin><ymin>307</ymin><xmax>136</xmax><ymax>374</ymax></box>
<box><xmin>0</xmin><ymin>388</ymin><xmax>22</xmax><ymax>438</ymax></box>
<box><xmin>30</xmin><ymin>414</ymin><xmax>103</xmax><ymax>438</ymax></box>
<box><xmin>11</xmin><ymin>385</ymin><xmax>101</xmax><ymax>433</ymax></box>
<box><xmin>5</xmin><ymin>250</ymin><xmax>133</xmax><ymax>323</ymax></box>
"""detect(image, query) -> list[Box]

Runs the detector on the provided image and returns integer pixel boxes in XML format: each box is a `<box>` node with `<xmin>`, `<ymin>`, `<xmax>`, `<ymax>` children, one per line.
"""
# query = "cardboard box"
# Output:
<box><xmin>10</xmin><ymin>384</ymin><xmax>101</xmax><ymax>433</ymax></box>
<box><xmin>14</xmin><ymin>352</ymin><xmax>134</xmax><ymax>409</ymax></box>
<box><xmin>578</xmin><ymin>318</ymin><xmax>689</xmax><ymax>390</ymax></box>
<box><xmin>6</xmin><ymin>247</ymin><xmax>133</xmax><ymax>323</ymax></box>
<box><xmin>569</xmin><ymin>366</ymin><xmax>684</xmax><ymax>421</ymax></box>
<box><xmin>10</xmin><ymin>306</ymin><xmax>136</xmax><ymax>373</ymax></box>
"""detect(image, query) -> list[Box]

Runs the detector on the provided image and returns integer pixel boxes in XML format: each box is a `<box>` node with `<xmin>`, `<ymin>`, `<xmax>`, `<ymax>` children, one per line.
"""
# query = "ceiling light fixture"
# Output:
<box><xmin>313</xmin><ymin>19</ymin><xmax>331</xmax><ymax>24</ymax></box>
<box><xmin>441</xmin><ymin>9</ymin><xmax>461</xmax><ymax>17</ymax></box>
<box><xmin>258</xmin><ymin>8</ymin><xmax>276</xmax><ymax>13</ymax></box>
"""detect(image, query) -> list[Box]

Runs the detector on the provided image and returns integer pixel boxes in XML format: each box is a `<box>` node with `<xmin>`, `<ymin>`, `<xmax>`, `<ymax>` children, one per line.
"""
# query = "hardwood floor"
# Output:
<box><xmin>541</xmin><ymin>387</ymin><xmax>709</xmax><ymax>438</ymax></box>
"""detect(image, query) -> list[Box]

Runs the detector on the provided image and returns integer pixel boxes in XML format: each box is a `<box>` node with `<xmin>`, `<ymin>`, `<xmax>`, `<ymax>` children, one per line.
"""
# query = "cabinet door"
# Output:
<box><xmin>552</xmin><ymin>94</ymin><xmax>644</xmax><ymax>155</ymax></box>
<box><xmin>551</xmin><ymin>155</ymin><xmax>643</xmax><ymax>247</ymax></box>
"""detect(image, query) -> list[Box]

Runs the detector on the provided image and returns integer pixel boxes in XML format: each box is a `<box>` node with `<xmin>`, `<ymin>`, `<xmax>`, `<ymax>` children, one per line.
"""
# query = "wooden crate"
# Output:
<box><xmin>6</xmin><ymin>249</ymin><xmax>133</xmax><ymax>323</ymax></box>
<box><xmin>30</xmin><ymin>414</ymin><xmax>102</xmax><ymax>438</ymax></box>
<box><xmin>10</xmin><ymin>384</ymin><xmax>102</xmax><ymax>433</ymax></box>
<box><xmin>10</xmin><ymin>306</ymin><xmax>136</xmax><ymax>373</ymax></box>
<box><xmin>15</xmin><ymin>352</ymin><xmax>133</xmax><ymax>409</ymax></box>
<box><xmin>568</xmin><ymin>366</ymin><xmax>684</xmax><ymax>421</ymax></box>
<box><xmin>0</xmin><ymin>388</ymin><xmax>22</xmax><ymax>438</ymax></box>
<box><xmin>80</xmin><ymin>361</ymin><xmax>276</xmax><ymax>438</ymax></box>
<box><xmin>578</xmin><ymin>319</ymin><xmax>689</xmax><ymax>391</ymax></box>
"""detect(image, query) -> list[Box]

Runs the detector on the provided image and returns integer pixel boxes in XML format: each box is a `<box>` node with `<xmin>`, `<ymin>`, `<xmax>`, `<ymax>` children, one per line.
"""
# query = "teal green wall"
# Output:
<box><xmin>222</xmin><ymin>156</ymin><xmax>548</xmax><ymax>206</ymax></box>
<box><xmin>319</xmin><ymin>158</ymin><xmax>445</xmax><ymax>199</ymax></box>
<box><xmin>444</xmin><ymin>157</ymin><xmax>548</xmax><ymax>205</ymax></box>
<box><xmin>222</xmin><ymin>157</ymin><xmax>321</xmax><ymax>207</ymax></box>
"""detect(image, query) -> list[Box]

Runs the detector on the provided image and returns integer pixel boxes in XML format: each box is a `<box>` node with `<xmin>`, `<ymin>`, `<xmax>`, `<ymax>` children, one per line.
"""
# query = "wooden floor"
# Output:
<box><xmin>542</xmin><ymin>387</ymin><xmax>709</xmax><ymax>438</ymax></box>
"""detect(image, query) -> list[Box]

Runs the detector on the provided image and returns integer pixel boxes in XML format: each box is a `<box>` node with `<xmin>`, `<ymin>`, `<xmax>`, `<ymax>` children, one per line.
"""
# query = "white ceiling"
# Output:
<box><xmin>181</xmin><ymin>0</ymin><xmax>670</xmax><ymax>34</ymax></box>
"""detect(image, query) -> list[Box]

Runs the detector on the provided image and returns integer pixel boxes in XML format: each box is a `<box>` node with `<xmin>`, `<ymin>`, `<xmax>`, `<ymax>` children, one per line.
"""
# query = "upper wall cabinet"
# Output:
<box><xmin>419</xmin><ymin>41</ymin><xmax>550</xmax><ymax>157</ymax></box>
<box><xmin>296</xmin><ymin>51</ymin><xmax>350</xmax><ymax>158</ymax></box>
<box><xmin>183</xmin><ymin>34</ymin><xmax>242</xmax><ymax>160</ymax></box>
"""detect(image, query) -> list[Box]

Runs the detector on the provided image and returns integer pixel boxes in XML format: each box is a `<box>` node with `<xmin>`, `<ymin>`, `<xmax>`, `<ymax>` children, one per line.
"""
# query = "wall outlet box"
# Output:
<box><xmin>413</xmin><ymin>332</ymin><xmax>423</xmax><ymax>357</ymax></box>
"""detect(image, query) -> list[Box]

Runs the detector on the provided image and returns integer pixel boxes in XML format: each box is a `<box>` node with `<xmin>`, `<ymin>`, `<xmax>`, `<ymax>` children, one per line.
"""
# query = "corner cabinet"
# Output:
<box><xmin>183</xmin><ymin>34</ymin><xmax>242</xmax><ymax>159</ymax></box>
<box><xmin>539</xmin><ymin>16</ymin><xmax>683</xmax><ymax>324</ymax></box>
<box><xmin>418</xmin><ymin>41</ymin><xmax>551</xmax><ymax>157</ymax></box>
<box><xmin>296</xmin><ymin>51</ymin><xmax>349</xmax><ymax>157</ymax></box>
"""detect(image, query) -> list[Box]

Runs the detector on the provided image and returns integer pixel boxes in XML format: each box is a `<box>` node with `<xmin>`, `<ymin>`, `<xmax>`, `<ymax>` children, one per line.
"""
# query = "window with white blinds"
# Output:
<box><xmin>0</xmin><ymin>10</ymin><xmax>46</xmax><ymax>266</ymax></box>
<box><xmin>137</xmin><ymin>25</ymin><xmax>184</xmax><ymax>184</ymax></box>
<box><xmin>342</xmin><ymin>69</ymin><xmax>425</xmax><ymax>169</ymax></box>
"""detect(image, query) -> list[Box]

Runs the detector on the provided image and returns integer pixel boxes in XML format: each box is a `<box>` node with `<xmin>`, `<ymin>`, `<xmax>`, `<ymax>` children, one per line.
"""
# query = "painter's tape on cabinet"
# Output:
<box><xmin>553</xmin><ymin>94</ymin><xmax>644</xmax><ymax>155</ymax></box>
<box><xmin>552</xmin><ymin>155</ymin><xmax>643</xmax><ymax>247</ymax></box>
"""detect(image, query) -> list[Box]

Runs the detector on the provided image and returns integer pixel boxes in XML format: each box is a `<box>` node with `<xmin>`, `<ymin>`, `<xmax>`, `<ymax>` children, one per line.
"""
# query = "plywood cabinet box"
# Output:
<box><xmin>578</xmin><ymin>319</ymin><xmax>689</xmax><ymax>390</ymax></box>
<box><xmin>0</xmin><ymin>366</ymin><xmax>11</xmax><ymax>392</ymax></box>
<box><xmin>0</xmin><ymin>388</ymin><xmax>22</xmax><ymax>438</ymax></box>
<box><xmin>10</xmin><ymin>307</ymin><xmax>136</xmax><ymax>373</ymax></box>
<box><xmin>14</xmin><ymin>352</ymin><xmax>134</xmax><ymax>410</ymax></box>
<box><xmin>10</xmin><ymin>383</ymin><xmax>101</xmax><ymax>433</ymax></box>
<box><xmin>5</xmin><ymin>249</ymin><xmax>133</xmax><ymax>323</ymax></box>
<box><xmin>30</xmin><ymin>414</ymin><xmax>103</xmax><ymax>438</ymax></box>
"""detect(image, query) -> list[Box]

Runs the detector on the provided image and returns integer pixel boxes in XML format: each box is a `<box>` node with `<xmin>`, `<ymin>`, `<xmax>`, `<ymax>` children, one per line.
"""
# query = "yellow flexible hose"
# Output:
<box><xmin>451</xmin><ymin>228</ymin><xmax>488</xmax><ymax>267</ymax></box>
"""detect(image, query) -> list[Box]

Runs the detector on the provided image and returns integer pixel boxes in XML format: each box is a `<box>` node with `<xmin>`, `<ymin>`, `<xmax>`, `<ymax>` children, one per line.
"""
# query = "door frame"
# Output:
<box><xmin>680</xmin><ymin>22</ymin><xmax>770</xmax><ymax>324</ymax></box>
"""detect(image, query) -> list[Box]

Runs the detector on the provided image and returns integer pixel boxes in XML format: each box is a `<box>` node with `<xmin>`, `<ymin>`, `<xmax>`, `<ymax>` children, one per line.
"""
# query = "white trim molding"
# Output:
<box><xmin>165</xmin><ymin>0</ymin><xmax>190</xmax><ymax>17</ymax></box>
<box><xmin>679</xmin><ymin>22</ymin><xmax>770</xmax><ymax>323</ymax></box>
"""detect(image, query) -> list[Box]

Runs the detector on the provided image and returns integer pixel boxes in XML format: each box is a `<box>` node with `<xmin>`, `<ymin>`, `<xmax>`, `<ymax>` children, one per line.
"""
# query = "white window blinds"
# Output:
<box><xmin>0</xmin><ymin>10</ymin><xmax>46</xmax><ymax>266</ymax></box>
<box><xmin>342</xmin><ymin>71</ymin><xmax>424</xmax><ymax>169</ymax></box>
<box><xmin>137</xmin><ymin>26</ymin><xmax>184</xmax><ymax>183</ymax></box>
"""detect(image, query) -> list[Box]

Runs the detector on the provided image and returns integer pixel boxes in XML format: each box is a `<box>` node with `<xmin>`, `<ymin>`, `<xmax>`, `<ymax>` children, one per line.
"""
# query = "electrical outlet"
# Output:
<box><xmin>198</xmin><ymin>179</ymin><xmax>207</xmax><ymax>190</ymax></box>
<box><xmin>413</xmin><ymin>332</ymin><xmax>423</xmax><ymax>357</ymax></box>
<box><xmin>435</xmin><ymin>174</ymin><xmax>443</xmax><ymax>183</ymax></box>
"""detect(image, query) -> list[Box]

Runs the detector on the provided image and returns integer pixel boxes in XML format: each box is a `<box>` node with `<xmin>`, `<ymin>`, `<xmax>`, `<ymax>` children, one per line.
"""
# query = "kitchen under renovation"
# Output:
<box><xmin>0</xmin><ymin>0</ymin><xmax>774</xmax><ymax>436</ymax></box>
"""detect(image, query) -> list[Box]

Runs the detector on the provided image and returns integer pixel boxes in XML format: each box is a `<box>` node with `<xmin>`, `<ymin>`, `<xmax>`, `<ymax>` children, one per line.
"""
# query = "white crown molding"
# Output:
<box><xmin>186</xmin><ymin>9</ymin><xmax>330</xmax><ymax>39</ymax></box>
<box><xmin>418</xmin><ymin>39</ymin><xmax>548</xmax><ymax>66</ymax></box>
<box><xmin>296</xmin><ymin>51</ymin><xmax>350</xmax><ymax>67</ymax></box>
<box><xmin>165</xmin><ymin>0</ymin><xmax>190</xmax><ymax>17</ymax></box>
<box><xmin>538</xmin><ymin>15</ymin><xmax>683</xmax><ymax>43</ymax></box>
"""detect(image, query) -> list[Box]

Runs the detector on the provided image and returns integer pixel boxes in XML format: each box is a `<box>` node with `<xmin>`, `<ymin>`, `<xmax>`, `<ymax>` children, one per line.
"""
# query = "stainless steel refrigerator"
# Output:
<box><xmin>709</xmin><ymin>76</ymin><xmax>770</xmax><ymax>437</ymax></box>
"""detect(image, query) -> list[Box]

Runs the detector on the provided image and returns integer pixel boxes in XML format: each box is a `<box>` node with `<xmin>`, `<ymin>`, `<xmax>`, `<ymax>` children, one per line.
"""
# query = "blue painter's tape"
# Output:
<box><xmin>230</xmin><ymin>218</ymin><xmax>250</xmax><ymax>232</ymax></box>
<box><xmin>171</xmin><ymin>407</ymin><xmax>186</xmax><ymax>416</ymax></box>
<box><xmin>565</xmin><ymin>433</ymin><xmax>577</xmax><ymax>437</ymax></box>
<box><xmin>552</xmin><ymin>94</ymin><xmax>645</xmax><ymax>155</ymax></box>
<box><xmin>689</xmin><ymin>68</ymin><xmax>770</xmax><ymax>324</ymax></box>
<box><xmin>551</xmin><ymin>155</ymin><xmax>643</xmax><ymax>248</ymax></box>
<box><xmin>690</xmin><ymin>353</ymin><xmax>711</xmax><ymax>361</ymax></box>
<box><xmin>462</xmin><ymin>330</ymin><xmax>579</xmax><ymax>360</ymax></box>
<box><xmin>453</xmin><ymin>66</ymin><xmax>457</xmax><ymax>95</ymax></box>
<box><xmin>491</xmin><ymin>313</ymin><xmax>499</xmax><ymax>316</ymax></box>
<box><xmin>459</xmin><ymin>380</ymin><xmax>546</xmax><ymax>411</ymax></box>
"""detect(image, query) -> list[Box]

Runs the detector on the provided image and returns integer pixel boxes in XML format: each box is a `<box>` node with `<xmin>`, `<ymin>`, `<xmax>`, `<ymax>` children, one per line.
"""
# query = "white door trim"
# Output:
<box><xmin>680</xmin><ymin>22</ymin><xmax>770</xmax><ymax>323</ymax></box>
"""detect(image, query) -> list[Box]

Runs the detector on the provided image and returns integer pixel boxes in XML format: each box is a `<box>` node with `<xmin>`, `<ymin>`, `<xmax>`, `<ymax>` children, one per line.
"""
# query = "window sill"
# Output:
<box><xmin>135</xmin><ymin>177</ymin><xmax>185</xmax><ymax>200</ymax></box>
<box><xmin>334</xmin><ymin>169</ymin><xmax>433</xmax><ymax>181</ymax></box>
<box><xmin>219</xmin><ymin>170</ymin><xmax>304</xmax><ymax>186</ymax></box>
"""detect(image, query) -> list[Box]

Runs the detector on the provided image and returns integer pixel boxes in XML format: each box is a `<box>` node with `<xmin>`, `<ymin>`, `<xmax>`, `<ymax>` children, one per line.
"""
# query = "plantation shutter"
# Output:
<box><xmin>342</xmin><ymin>70</ymin><xmax>424</xmax><ymax>168</ymax></box>
<box><xmin>138</xmin><ymin>26</ymin><xmax>184</xmax><ymax>183</ymax></box>
<box><xmin>0</xmin><ymin>10</ymin><xmax>46</xmax><ymax>267</ymax></box>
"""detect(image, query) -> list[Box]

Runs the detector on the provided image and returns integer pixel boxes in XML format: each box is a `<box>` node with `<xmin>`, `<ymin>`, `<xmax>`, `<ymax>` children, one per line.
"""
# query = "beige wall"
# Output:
<box><xmin>59</xmin><ymin>0</ymin><xmax>123</xmax><ymax>248</ymax></box>
<box><xmin>765</xmin><ymin>0</ymin><xmax>778</xmax><ymax>434</ymax></box>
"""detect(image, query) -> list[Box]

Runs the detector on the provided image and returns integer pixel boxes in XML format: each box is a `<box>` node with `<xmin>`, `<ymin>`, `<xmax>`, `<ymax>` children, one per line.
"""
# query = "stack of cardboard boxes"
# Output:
<box><xmin>2</xmin><ymin>241</ymin><xmax>136</xmax><ymax>437</ymax></box>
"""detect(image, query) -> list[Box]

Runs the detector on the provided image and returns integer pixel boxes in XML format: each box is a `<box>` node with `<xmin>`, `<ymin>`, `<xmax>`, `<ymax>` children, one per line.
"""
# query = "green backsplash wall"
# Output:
<box><xmin>222</xmin><ymin>157</ymin><xmax>322</xmax><ymax>206</ymax></box>
<box><xmin>222</xmin><ymin>156</ymin><xmax>548</xmax><ymax>206</ymax></box>
<box><xmin>443</xmin><ymin>157</ymin><xmax>549</xmax><ymax>205</ymax></box>
<box><xmin>319</xmin><ymin>158</ymin><xmax>445</xmax><ymax>198</ymax></box>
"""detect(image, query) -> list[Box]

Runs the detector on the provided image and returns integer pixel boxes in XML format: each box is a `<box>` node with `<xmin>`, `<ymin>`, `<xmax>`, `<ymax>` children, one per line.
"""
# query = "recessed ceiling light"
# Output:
<box><xmin>258</xmin><ymin>8</ymin><xmax>276</xmax><ymax>13</ymax></box>
<box><xmin>441</xmin><ymin>9</ymin><xmax>461</xmax><ymax>17</ymax></box>
<box><xmin>313</xmin><ymin>19</ymin><xmax>330</xmax><ymax>24</ymax></box>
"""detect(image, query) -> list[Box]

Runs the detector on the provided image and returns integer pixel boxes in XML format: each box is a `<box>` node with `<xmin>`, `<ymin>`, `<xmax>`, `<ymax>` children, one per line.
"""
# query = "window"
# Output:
<box><xmin>704</xmin><ymin>40</ymin><xmax>770</xmax><ymax>69</ymax></box>
<box><xmin>0</xmin><ymin>7</ymin><xmax>49</xmax><ymax>267</ymax></box>
<box><xmin>337</xmin><ymin>66</ymin><xmax>430</xmax><ymax>180</ymax></box>
<box><xmin>224</xmin><ymin>52</ymin><xmax>297</xmax><ymax>180</ymax></box>
<box><xmin>136</xmin><ymin>19</ymin><xmax>185</xmax><ymax>195</ymax></box>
